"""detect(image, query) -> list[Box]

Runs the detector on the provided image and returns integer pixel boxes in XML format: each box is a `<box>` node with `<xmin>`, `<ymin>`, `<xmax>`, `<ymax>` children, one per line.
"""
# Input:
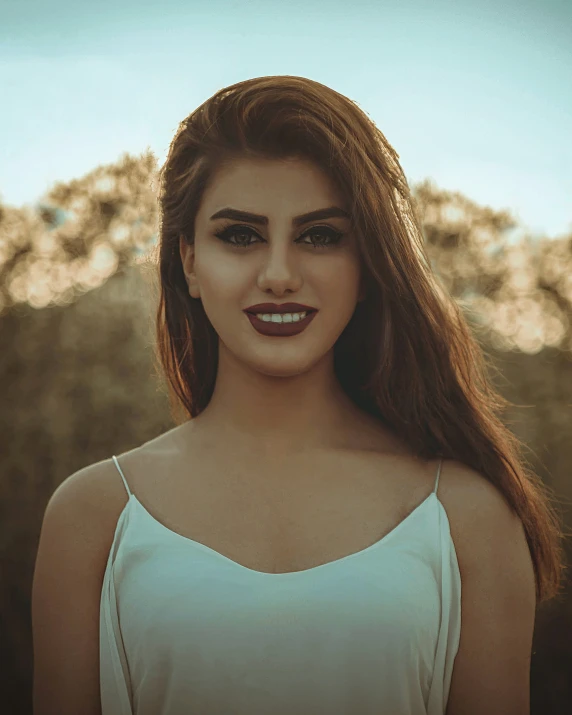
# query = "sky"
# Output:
<box><xmin>0</xmin><ymin>0</ymin><xmax>570</xmax><ymax>241</ymax></box>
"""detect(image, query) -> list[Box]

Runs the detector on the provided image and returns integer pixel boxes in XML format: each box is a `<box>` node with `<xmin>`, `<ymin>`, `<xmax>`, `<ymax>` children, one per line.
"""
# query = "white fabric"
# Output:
<box><xmin>100</xmin><ymin>455</ymin><xmax>461</xmax><ymax>715</ymax></box>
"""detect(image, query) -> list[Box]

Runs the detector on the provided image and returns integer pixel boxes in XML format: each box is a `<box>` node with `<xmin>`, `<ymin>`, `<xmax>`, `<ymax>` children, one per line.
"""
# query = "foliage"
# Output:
<box><xmin>1</xmin><ymin>152</ymin><xmax>571</xmax><ymax>354</ymax></box>
<box><xmin>0</xmin><ymin>151</ymin><xmax>159</xmax><ymax>313</ymax></box>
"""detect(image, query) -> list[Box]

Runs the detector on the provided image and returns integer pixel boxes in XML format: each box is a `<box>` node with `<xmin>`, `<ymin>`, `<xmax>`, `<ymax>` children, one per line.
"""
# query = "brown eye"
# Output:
<box><xmin>214</xmin><ymin>225</ymin><xmax>258</xmax><ymax>248</ymax></box>
<box><xmin>299</xmin><ymin>226</ymin><xmax>344</xmax><ymax>249</ymax></box>
<box><xmin>214</xmin><ymin>224</ymin><xmax>344</xmax><ymax>250</ymax></box>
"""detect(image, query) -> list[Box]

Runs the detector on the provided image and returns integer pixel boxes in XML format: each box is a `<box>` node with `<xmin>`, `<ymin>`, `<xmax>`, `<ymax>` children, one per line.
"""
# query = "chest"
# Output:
<box><xmin>132</xmin><ymin>450</ymin><xmax>432</xmax><ymax>575</ymax></box>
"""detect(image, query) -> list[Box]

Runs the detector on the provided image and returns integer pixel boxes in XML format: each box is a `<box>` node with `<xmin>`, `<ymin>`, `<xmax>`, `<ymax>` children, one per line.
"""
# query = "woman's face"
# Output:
<box><xmin>180</xmin><ymin>156</ymin><xmax>365</xmax><ymax>378</ymax></box>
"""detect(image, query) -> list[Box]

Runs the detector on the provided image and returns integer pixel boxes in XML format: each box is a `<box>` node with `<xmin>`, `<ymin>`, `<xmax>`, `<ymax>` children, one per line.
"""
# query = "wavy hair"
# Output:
<box><xmin>153</xmin><ymin>75</ymin><xmax>566</xmax><ymax>604</ymax></box>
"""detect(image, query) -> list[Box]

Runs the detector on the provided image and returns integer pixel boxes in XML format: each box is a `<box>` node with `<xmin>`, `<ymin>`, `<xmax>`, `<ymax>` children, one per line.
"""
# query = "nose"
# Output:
<box><xmin>256</xmin><ymin>244</ymin><xmax>303</xmax><ymax>295</ymax></box>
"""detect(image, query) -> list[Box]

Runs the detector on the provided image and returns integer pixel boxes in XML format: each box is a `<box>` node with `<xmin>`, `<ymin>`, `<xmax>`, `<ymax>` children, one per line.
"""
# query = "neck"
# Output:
<box><xmin>190</xmin><ymin>348</ymin><xmax>366</xmax><ymax>456</ymax></box>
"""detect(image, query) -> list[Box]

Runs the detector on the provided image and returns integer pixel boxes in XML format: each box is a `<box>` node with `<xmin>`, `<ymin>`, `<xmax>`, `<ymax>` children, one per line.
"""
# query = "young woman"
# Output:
<box><xmin>32</xmin><ymin>76</ymin><xmax>564</xmax><ymax>715</ymax></box>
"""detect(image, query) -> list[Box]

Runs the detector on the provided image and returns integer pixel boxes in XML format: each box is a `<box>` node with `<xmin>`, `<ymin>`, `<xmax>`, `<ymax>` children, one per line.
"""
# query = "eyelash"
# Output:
<box><xmin>213</xmin><ymin>224</ymin><xmax>344</xmax><ymax>250</ymax></box>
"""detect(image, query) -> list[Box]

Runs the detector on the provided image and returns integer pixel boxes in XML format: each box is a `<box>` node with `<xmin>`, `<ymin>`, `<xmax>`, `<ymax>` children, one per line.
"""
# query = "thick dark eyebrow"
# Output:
<box><xmin>209</xmin><ymin>206</ymin><xmax>350</xmax><ymax>227</ymax></box>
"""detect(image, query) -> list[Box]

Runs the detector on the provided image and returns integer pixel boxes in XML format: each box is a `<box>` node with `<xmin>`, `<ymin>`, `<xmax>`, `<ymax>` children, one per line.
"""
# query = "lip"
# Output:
<box><xmin>245</xmin><ymin>310</ymin><xmax>318</xmax><ymax>337</ymax></box>
<box><xmin>243</xmin><ymin>302</ymin><xmax>318</xmax><ymax>314</ymax></box>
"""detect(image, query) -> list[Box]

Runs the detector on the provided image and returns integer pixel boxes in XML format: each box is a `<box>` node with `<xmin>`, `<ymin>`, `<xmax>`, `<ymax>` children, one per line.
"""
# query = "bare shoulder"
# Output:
<box><xmin>437</xmin><ymin>458</ymin><xmax>523</xmax><ymax>545</ymax></box>
<box><xmin>437</xmin><ymin>458</ymin><xmax>533</xmax><ymax>600</ymax></box>
<box><xmin>48</xmin><ymin>456</ymin><xmax>133</xmax><ymax>558</ymax></box>
<box><xmin>51</xmin><ymin>423</ymin><xmax>186</xmax><ymax>523</ymax></box>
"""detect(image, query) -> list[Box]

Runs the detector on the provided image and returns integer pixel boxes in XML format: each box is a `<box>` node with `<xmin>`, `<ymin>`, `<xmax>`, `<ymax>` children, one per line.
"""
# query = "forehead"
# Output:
<box><xmin>200</xmin><ymin>156</ymin><xmax>346</xmax><ymax>214</ymax></box>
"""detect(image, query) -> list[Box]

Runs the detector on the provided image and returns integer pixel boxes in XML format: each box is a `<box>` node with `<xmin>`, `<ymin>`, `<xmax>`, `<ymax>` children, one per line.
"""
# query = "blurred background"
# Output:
<box><xmin>1</xmin><ymin>0</ymin><xmax>571</xmax><ymax>713</ymax></box>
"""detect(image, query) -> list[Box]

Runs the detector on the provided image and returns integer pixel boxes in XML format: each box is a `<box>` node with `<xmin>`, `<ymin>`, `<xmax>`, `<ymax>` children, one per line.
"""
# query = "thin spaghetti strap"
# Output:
<box><xmin>433</xmin><ymin>457</ymin><xmax>443</xmax><ymax>496</ymax></box>
<box><xmin>111</xmin><ymin>455</ymin><xmax>132</xmax><ymax>498</ymax></box>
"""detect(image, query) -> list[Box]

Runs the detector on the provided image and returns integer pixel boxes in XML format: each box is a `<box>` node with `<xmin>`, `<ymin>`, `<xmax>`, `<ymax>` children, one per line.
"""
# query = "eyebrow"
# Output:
<box><xmin>209</xmin><ymin>206</ymin><xmax>350</xmax><ymax>227</ymax></box>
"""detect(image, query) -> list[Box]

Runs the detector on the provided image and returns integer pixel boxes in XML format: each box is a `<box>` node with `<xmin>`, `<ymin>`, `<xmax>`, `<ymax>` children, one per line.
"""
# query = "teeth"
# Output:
<box><xmin>255</xmin><ymin>312</ymin><xmax>307</xmax><ymax>323</ymax></box>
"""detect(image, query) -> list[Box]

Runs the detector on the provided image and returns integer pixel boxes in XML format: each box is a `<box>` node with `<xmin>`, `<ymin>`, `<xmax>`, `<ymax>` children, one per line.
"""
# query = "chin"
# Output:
<box><xmin>246</xmin><ymin>352</ymin><xmax>323</xmax><ymax>378</ymax></box>
<box><xmin>252</xmin><ymin>362</ymin><xmax>315</xmax><ymax>379</ymax></box>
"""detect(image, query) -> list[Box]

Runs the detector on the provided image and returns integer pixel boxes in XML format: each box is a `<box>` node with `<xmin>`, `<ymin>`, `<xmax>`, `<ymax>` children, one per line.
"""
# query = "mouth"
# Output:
<box><xmin>244</xmin><ymin>309</ymin><xmax>318</xmax><ymax>337</ymax></box>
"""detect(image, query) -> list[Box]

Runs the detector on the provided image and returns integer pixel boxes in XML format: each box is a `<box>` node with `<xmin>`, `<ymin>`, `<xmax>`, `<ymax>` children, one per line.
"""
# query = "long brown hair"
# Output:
<box><xmin>153</xmin><ymin>75</ymin><xmax>566</xmax><ymax>604</ymax></box>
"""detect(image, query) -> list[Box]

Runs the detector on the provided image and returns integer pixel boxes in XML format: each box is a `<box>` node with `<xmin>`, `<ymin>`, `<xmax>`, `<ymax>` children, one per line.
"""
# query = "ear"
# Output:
<box><xmin>179</xmin><ymin>234</ymin><xmax>201</xmax><ymax>299</ymax></box>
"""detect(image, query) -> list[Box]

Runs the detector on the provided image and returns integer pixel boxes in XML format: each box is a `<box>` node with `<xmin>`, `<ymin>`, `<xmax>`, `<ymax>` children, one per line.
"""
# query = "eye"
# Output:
<box><xmin>213</xmin><ymin>224</ymin><xmax>344</xmax><ymax>250</ymax></box>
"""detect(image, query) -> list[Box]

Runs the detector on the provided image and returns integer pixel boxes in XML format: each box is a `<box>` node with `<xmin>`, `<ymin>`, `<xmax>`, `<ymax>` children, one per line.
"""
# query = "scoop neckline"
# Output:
<box><xmin>125</xmin><ymin>491</ymin><xmax>440</xmax><ymax>577</ymax></box>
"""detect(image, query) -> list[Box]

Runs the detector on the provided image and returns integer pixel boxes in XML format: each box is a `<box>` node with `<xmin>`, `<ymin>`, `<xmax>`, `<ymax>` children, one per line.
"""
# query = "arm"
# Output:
<box><xmin>32</xmin><ymin>465</ymin><xmax>113</xmax><ymax>715</ymax></box>
<box><xmin>445</xmin><ymin>462</ymin><xmax>537</xmax><ymax>715</ymax></box>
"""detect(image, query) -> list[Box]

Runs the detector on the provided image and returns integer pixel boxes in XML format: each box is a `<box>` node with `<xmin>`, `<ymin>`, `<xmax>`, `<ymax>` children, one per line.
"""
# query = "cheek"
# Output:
<box><xmin>198</xmin><ymin>251</ymin><xmax>250</xmax><ymax>300</ymax></box>
<box><xmin>308</xmin><ymin>256</ymin><xmax>362</xmax><ymax>296</ymax></box>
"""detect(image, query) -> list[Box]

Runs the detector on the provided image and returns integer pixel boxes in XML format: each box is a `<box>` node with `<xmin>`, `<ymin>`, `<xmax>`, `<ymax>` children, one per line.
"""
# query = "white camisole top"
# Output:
<box><xmin>100</xmin><ymin>454</ymin><xmax>461</xmax><ymax>714</ymax></box>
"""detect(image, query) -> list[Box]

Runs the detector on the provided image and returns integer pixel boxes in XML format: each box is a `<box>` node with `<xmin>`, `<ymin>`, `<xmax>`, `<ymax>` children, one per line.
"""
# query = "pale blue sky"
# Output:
<box><xmin>1</xmin><ymin>0</ymin><xmax>570</xmax><ymax>240</ymax></box>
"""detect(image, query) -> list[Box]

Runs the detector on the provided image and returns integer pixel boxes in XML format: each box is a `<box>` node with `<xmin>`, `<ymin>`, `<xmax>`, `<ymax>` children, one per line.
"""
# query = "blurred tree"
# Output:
<box><xmin>1</xmin><ymin>153</ymin><xmax>571</xmax><ymax>353</ymax></box>
<box><xmin>0</xmin><ymin>150</ymin><xmax>159</xmax><ymax>314</ymax></box>
<box><xmin>413</xmin><ymin>179</ymin><xmax>572</xmax><ymax>354</ymax></box>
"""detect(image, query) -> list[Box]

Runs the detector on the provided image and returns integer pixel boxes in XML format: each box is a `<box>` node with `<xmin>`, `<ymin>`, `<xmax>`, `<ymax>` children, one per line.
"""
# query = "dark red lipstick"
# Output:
<box><xmin>243</xmin><ymin>303</ymin><xmax>318</xmax><ymax>337</ymax></box>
